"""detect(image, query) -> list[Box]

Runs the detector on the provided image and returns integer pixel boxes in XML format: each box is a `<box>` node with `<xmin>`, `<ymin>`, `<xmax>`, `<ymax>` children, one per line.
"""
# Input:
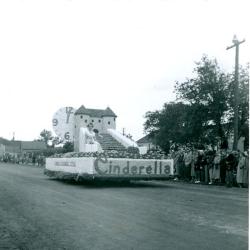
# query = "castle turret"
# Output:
<box><xmin>102</xmin><ymin>107</ymin><xmax>116</xmax><ymax>132</ymax></box>
<box><xmin>74</xmin><ymin>105</ymin><xmax>89</xmax><ymax>151</ymax></box>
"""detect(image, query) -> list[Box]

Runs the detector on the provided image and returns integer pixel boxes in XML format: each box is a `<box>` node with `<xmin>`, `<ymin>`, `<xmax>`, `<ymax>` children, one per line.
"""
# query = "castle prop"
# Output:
<box><xmin>45</xmin><ymin>105</ymin><xmax>173</xmax><ymax>181</ymax></box>
<box><xmin>52</xmin><ymin>106</ymin><xmax>139</xmax><ymax>153</ymax></box>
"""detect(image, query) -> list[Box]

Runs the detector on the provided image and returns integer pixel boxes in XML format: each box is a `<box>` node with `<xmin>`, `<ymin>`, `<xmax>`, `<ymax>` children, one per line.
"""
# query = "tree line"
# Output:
<box><xmin>36</xmin><ymin>129</ymin><xmax>74</xmax><ymax>153</ymax></box>
<box><xmin>144</xmin><ymin>55</ymin><xmax>249</xmax><ymax>153</ymax></box>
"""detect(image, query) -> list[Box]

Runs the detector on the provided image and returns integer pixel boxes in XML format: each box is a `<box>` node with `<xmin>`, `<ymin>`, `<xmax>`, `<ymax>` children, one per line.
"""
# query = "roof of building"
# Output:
<box><xmin>0</xmin><ymin>137</ymin><xmax>10</xmax><ymax>145</ymax></box>
<box><xmin>0</xmin><ymin>138</ymin><xmax>46</xmax><ymax>151</ymax></box>
<box><xmin>21</xmin><ymin>141</ymin><xmax>47</xmax><ymax>151</ymax></box>
<box><xmin>0</xmin><ymin>137</ymin><xmax>21</xmax><ymax>147</ymax></box>
<box><xmin>136</xmin><ymin>134</ymin><xmax>153</xmax><ymax>144</ymax></box>
<box><xmin>75</xmin><ymin>105</ymin><xmax>117</xmax><ymax>117</ymax></box>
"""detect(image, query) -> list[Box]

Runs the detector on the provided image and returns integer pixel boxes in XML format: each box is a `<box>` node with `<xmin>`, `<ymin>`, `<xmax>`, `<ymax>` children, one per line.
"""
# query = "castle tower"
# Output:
<box><xmin>74</xmin><ymin>105</ymin><xmax>117</xmax><ymax>152</ymax></box>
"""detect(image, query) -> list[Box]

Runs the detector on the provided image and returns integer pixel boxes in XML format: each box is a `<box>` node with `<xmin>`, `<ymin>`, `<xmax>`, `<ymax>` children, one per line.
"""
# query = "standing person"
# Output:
<box><xmin>225</xmin><ymin>152</ymin><xmax>238</xmax><ymax>187</ymax></box>
<box><xmin>194</xmin><ymin>150</ymin><xmax>200</xmax><ymax>183</ymax></box>
<box><xmin>243</xmin><ymin>151</ymin><xmax>249</xmax><ymax>188</ymax></box>
<box><xmin>200</xmin><ymin>150</ymin><xmax>206</xmax><ymax>182</ymax></box>
<box><xmin>184</xmin><ymin>147</ymin><xmax>192</xmax><ymax>181</ymax></box>
<box><xmin>173</xmin><ymin>147</ymin><xmax>184</xmax><ymax>181</ymax></box>
<box><xmin>86</xmin><ymin>123</ymin><xmax>96</xmax><ymax>144</ymax></box>
<box><xmin>172</xmin><ymin>149</ymin><xmax>179</xmax><ymax>180</ymax></box>
<box><xmin>178</xmin><ymin>148</ymin><xmax>185</xmax><ymax>180</ymax></box>
<box><xmin>207</xmin><ymin>150</ymin><xmax>215</xmax><ymax>184</ymax></box>
<box><xmin>81</xmin><ymin>123</ymin><xmax>102</xmax><ymax>152</ymax></box>
<box><xmin>236</xmin><ymin>151</ymin><xmax>248</xmax><ymax>188</ymax></box>
<box><xmin>203</xmin><ymin>150</ymin><xmax>210</xmax><ymax>184</ymax></box>
<box><xmin>190</xmin><ymin>148</ymin><xmax>197</xmax><ymax>183</ymax></box>
<box><xmin>213</xmin><ymin>150</ymin><xmax>221</xmax><ymax>184</ymax></box>
<box><xmin>32</xmin><ymin>153</ymin><xmax>36</xmax><ymax>165</ymax></box>
<box><xmin>195</xmin><ymin>150</ymin><xmax>205</xmax><ymax>183</ymax></box>
<box><xmin>220</xmin><ymin>149</ymin><xmax>227</xmax><ymax>183</ymax></box>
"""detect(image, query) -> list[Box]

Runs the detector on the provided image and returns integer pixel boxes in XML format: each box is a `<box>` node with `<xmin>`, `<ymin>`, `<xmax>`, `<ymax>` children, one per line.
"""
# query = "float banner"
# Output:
<box><xmin>94</xmin><ymin>158</ymin><xmax>174</xmax><ymax>176</ymax></box>
<box><xmin>46</xmin><ymin>157</ymin><xmax>174</xmax><ymax>177</ymax></box>
<box><xmin>46</xmin><ymin>157</ymin><xmax>94</xmax><ymax>174</ymax></box>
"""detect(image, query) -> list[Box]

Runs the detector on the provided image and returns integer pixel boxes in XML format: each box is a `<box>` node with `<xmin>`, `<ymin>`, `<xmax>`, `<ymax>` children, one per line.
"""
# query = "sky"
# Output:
<box><xmin>0</xmin><ymin>0</ymin><xmax>249</xmax><ymax>142</ymax></box>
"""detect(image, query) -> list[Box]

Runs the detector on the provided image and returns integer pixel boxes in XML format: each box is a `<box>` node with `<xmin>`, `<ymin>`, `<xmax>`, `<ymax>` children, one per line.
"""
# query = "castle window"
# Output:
<box><xmin>80</xmin><ymin>115</ymin><xmax>83</xmax><ymax>119</ymax></box>
<box><xmin>92</xmin><ymin>120</ymin><xmax>94</xmax><ymax>123</ymax></box>
<box><xmin>85</xmin><ymin>120</ymin><xmax>88</xmax><ymax>123</ymax></box>
<box><xmin>108</xmin><ymin>121</ymin><xmax>111</xmax><ymax>125</ymax></box>
<box><xmin>99</xmin><ymin>120</ymin><xmax>101</xmax><ymax>123</ymax></box>
<box><xmin>114</xmin><ymin>118</ymin><xmax>116</xmax><ymax>121</ymax></box>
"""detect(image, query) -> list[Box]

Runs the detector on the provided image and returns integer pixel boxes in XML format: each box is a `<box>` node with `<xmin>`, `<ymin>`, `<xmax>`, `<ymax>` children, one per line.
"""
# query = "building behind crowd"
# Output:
<box><xmin>0</xmin><ymin>137</ymin><xmax>46</xmax><ymax>155</ymax></box>
<box><xmin>137</xmin><ymin>134</ymin><xmax>157</xmax><ymax>151</ymax></box>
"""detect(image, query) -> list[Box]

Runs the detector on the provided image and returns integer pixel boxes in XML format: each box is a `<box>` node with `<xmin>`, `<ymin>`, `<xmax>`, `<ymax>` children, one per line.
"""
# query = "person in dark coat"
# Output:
<box><xmin>219</xmin><ymin>150</ymin><xmax>227</xmax><ymax>184</ymax></box>
<box><xmin>225</xmin><ymin>152</ymin><xmax>238</xmax><ymax>187</ymax></box>
<box><xmin>195</xmin><ymin>150</ymin><xmax>206</xmax><ymax>183</ymax></box>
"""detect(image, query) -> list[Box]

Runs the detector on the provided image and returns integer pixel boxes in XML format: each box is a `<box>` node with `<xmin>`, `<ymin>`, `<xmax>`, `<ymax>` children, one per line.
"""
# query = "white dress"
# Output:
<box><xmin>79</xmin><ymin>128</ymin><xmax>102</xmax><ymax>152</ymax></box>
<box><xmin>85</xmin><ymin>130</ymin><xmax>96</xmax><ymax>144</ymax></box>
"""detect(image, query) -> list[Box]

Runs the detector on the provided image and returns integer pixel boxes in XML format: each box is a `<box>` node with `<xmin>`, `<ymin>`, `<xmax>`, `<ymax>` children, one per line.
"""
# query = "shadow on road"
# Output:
<box><xmin>47</xmin><ymin>178</ymin><xmax>171</xmax><ymax>189</ymax></box>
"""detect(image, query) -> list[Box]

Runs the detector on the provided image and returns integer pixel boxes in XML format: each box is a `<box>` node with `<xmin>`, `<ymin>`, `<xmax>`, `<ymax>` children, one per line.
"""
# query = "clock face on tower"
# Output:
<box><xmin>52</xmin><ymin>107</ymin><xmax>76</xmax><ymax>141</ymax></box>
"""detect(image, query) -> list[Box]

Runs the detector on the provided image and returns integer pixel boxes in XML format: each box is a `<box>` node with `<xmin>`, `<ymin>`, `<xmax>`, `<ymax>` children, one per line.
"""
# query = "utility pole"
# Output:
<box><xmin>12</xmin><ymin>132</ymin><xmax>15</xmax><ymax>141</ymax></box>
<box><xmin>226</xmin><ymin>35</ymin><xmax>245</xmax><ymax>150</ymax></box>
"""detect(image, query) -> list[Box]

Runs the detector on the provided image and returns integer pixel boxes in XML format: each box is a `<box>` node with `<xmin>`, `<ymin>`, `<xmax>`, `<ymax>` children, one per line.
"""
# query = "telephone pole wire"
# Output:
<box><xmin>226</xmin><ymin>35</ymin><xmax>245</xmax><ymax>150</ymax></box>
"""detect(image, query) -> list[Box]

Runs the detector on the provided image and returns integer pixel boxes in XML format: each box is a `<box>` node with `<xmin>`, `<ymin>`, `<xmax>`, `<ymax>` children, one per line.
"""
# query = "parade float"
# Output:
<box><xmin>44</xmin><ymin>106</ymin><xmax>174</xmax><ymax>181</ymax></box>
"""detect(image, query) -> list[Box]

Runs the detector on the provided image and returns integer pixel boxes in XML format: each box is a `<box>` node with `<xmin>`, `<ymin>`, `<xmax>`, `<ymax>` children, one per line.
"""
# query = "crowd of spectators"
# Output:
<box><xmin>1</xmin><ymin>145</ymin><xmax>248</xmax><ymax>188</ymax></box>
<box><xmin>0</xmin><ymin>152</ymin><xmax>46</xmax><ymax>166</ymax></box>
<box><xmin>169</xmin><ymin>145</ymin><xmax>249</xmax><ymax>188</ymax></box>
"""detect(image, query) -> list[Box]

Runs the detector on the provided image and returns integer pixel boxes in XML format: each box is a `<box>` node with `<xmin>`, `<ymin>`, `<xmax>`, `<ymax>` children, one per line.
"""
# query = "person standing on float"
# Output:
<box><xmin>85</xmin><ymin>123</ymin><xmax>96</xmax><ymax>144</ymax></box>
<box><xmin>85</xmin><ymin>123</ymin><xmax>102</xmax><ymax>152</ymax></box>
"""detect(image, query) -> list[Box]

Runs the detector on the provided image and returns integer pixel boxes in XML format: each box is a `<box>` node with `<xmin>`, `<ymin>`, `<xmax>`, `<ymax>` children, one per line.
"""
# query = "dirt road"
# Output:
<box><xmin>0</xmin><ymin>163</ymin><xmax>248</xmax><ymax>250</ymax></box>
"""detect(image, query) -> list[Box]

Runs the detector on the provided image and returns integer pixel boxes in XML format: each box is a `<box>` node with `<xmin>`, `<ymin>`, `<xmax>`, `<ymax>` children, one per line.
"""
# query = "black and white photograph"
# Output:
<box><xmin>0</xmin><ymin>0</ymin><xmax>249</xmax><ymax>249</ymax></box>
